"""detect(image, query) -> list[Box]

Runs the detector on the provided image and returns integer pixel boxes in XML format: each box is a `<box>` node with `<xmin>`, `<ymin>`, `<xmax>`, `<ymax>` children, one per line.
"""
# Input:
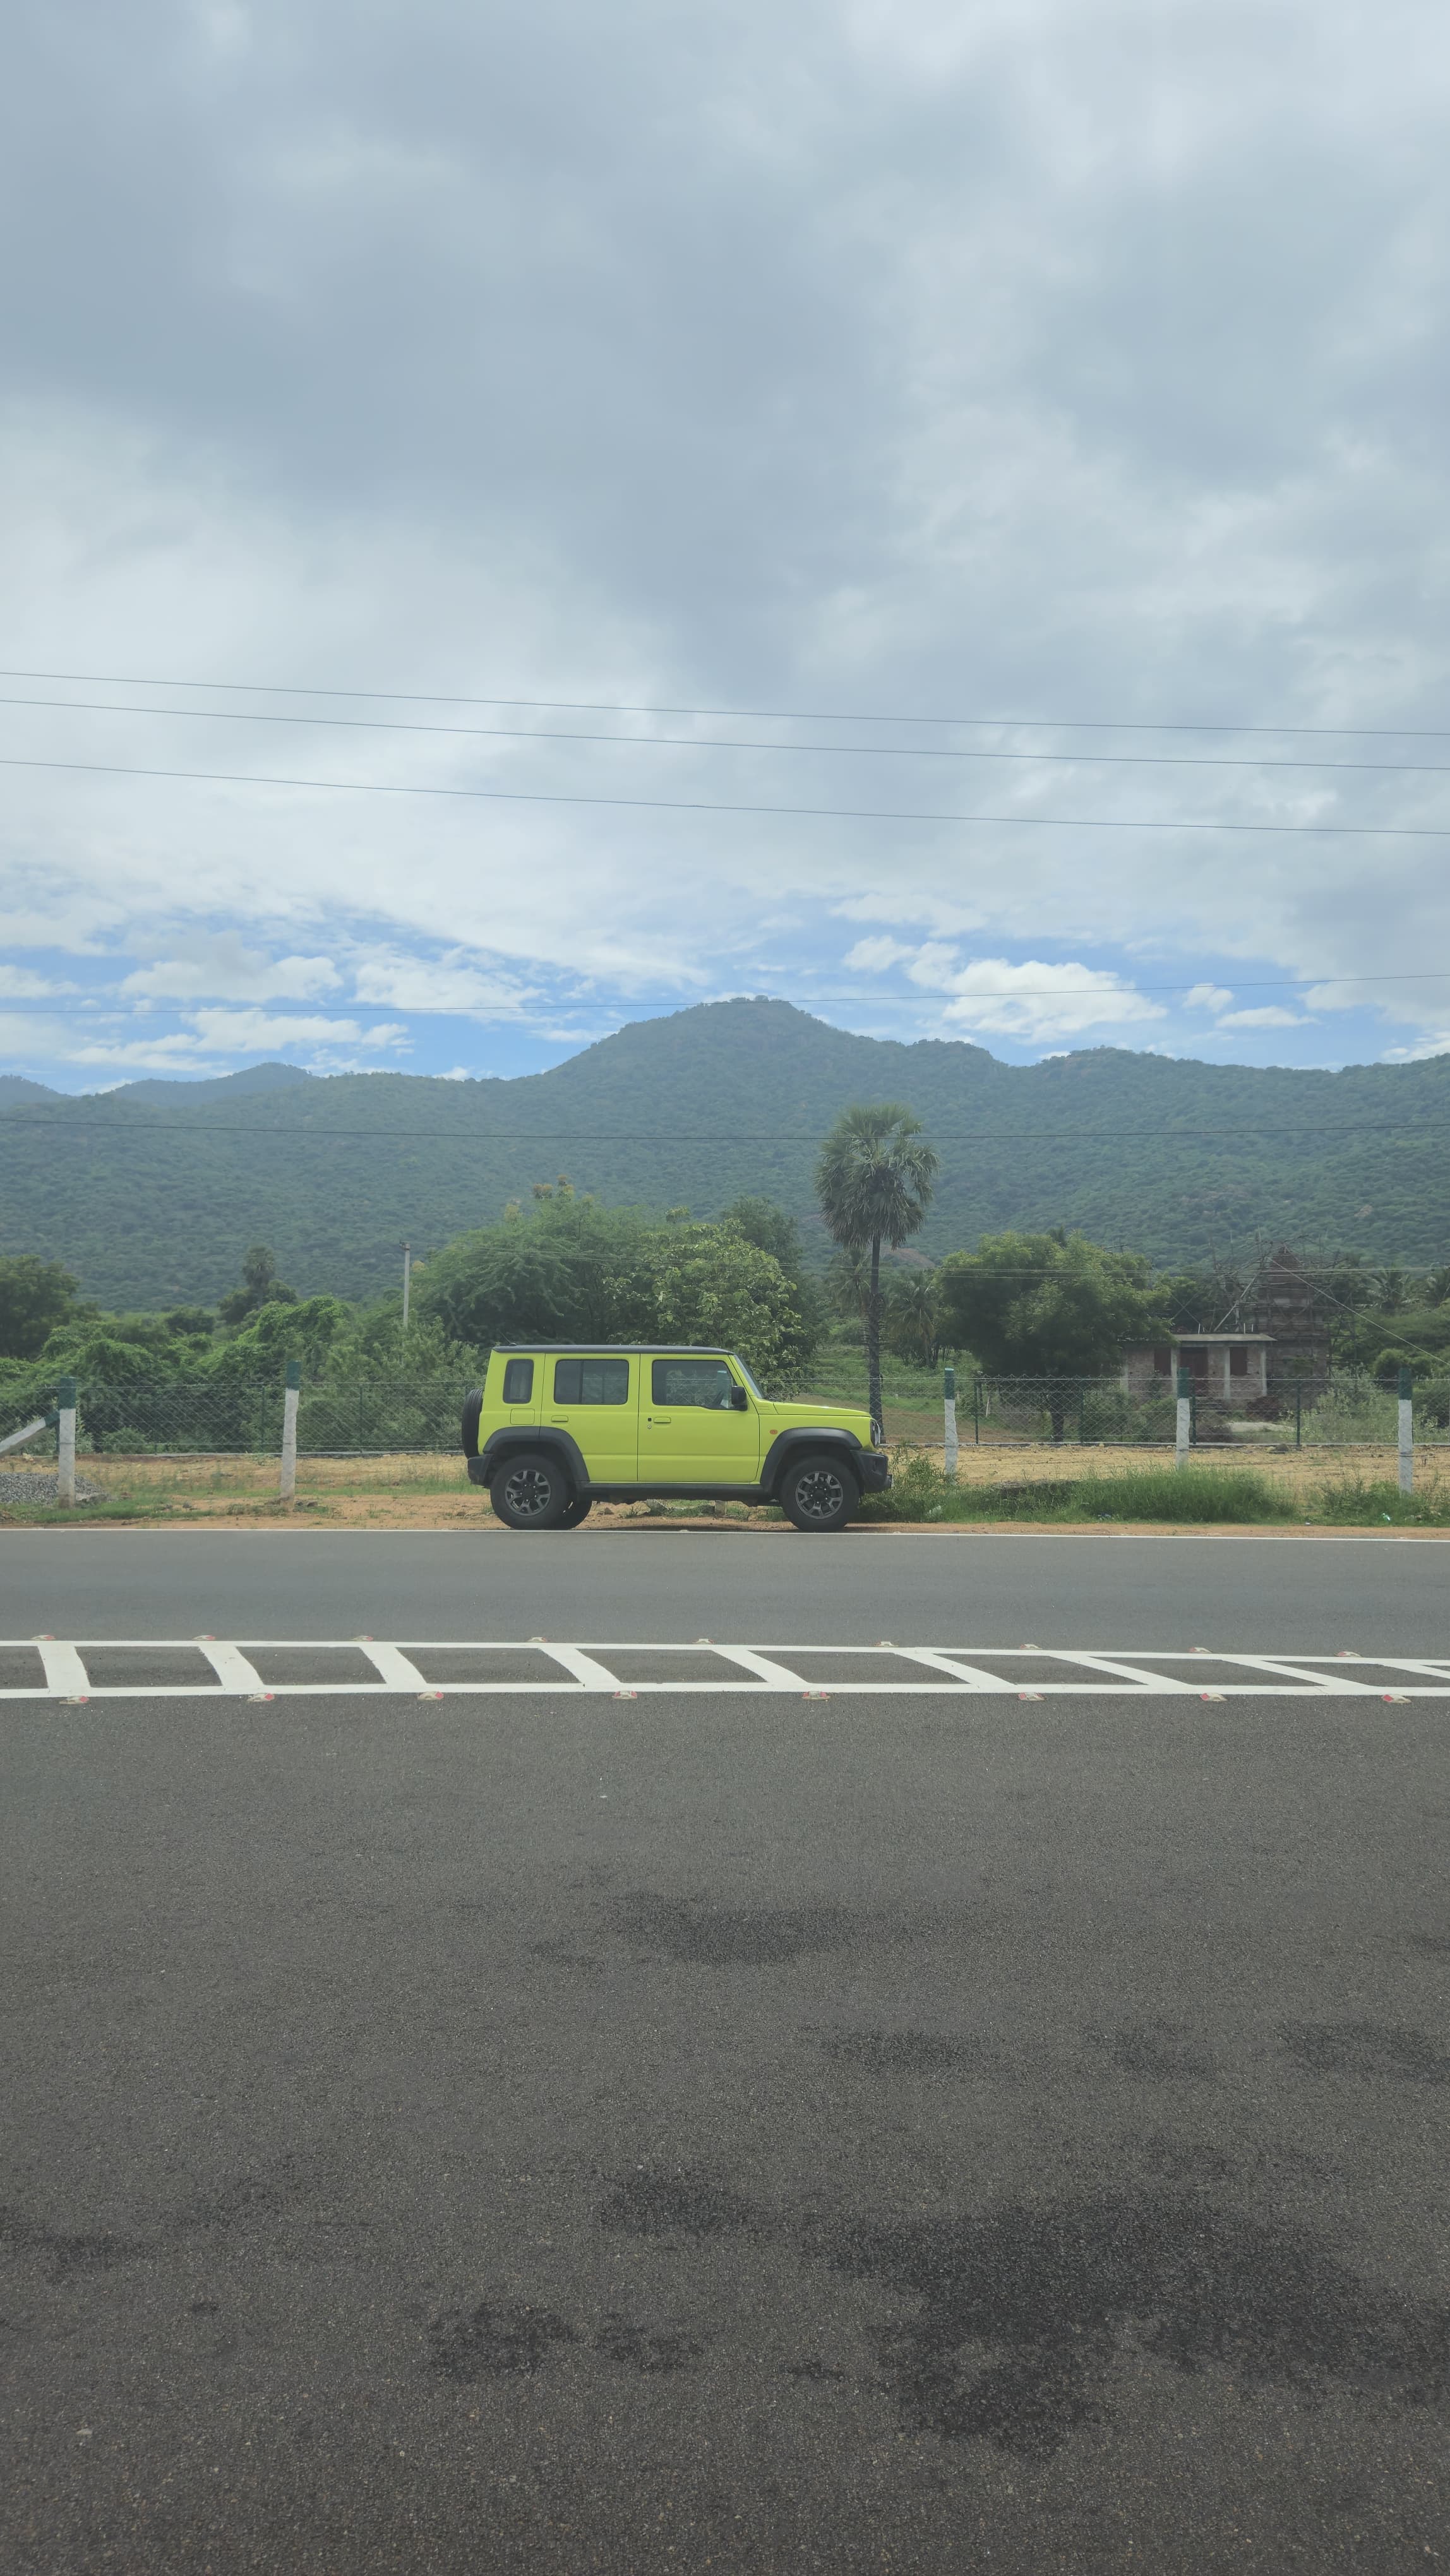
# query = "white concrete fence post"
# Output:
<box><xmin>943</xmin><ymin>1363</ymin><xmax>959</xmax><ymax>1482</ymax></box>
<box><xmin>280</xmin><ymin>1358</ymin><xmax>301</xmax><ymax>1502</ymax></box>
<box><xmin>1175</xmin><ymin>1366</ymin><xmax>1192</xmax><ymax>1470</ymax></box>
<box><xmin>56</xmin><ymin>1373</ymin><xmax>77</xmax><ymax>1506</ymax></box>
<box><xmin>1398</xmin><ymin>1364</ymin><xmax>1413</xmax><ymax>1496</ymax></box>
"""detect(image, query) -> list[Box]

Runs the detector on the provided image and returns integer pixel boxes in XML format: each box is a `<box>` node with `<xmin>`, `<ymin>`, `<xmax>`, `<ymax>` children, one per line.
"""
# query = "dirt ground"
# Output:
<box><xmin>0</xmin><ymin>1440</ymin><xmax>1435</xmax><ymax>1532</ymax></box>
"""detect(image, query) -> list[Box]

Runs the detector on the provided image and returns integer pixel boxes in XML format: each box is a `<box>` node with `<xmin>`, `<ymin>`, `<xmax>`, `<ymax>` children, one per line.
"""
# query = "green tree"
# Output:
<box><xmin>651</xmin><ymin>1222</ymin><xmax>813</xmax><ymax>1389</ymax></box>
<box><xmin>219</xmin><ymin>1244</ymin><xmax>298</xmax><ymax>1327</ymax></box>
<box><xmin>884</xmin><ymin>1267</ymin><xmax>944</xmax><ymax>1368</ymax></box>
<box><xmin>719</xmin><ymin>1197</ymin><xmax>826</xmax><ymax>1359</ymax></box>
<box><xmin>0</xmin><ymin>1253</ymin><xmax>81</xmax><ymax>1359</ymax></box>
<box><xmin>416</xmin><ymin>1198</ymin><xmax>657</xmax><ymax>1347</ymax></box>
<box><xmin>814</xmin><ymin>1104</ymin><xmax>938</xmax><ymax>1433</ymax></box>
<box><xmin>938</xmin><ymin>1230</ymin><xmax>1163</xmax><ymax>1441</ymax></box>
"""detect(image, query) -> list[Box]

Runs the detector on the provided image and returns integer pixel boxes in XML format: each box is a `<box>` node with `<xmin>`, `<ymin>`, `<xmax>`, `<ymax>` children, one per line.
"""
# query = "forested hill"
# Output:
<box><xmin>1</xmin><ymin>1000</ymin><xmax>1447</xmax><ymax>1307</ymax></box>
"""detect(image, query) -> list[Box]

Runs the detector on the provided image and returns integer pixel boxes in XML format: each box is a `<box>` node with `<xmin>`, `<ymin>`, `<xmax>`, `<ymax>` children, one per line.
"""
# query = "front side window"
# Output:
<box><xmin>501</xmin><ymin>1357</ymin><xmax>534</xmax><ymax>1403</ymax></box>
<box><xmin>652</xmin><ymin>1358</ymin><xmax>740</xmax><ymax>1409</ymax></box>
<box><xmin>553</xmin><ymin>1357</ymin><xmax>630</xmax><ymax>1405</ymax></box>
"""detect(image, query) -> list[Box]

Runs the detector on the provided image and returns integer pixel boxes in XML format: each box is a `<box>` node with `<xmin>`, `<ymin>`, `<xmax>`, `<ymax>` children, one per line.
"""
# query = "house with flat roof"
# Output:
<box><xmin>1121</xmin><ymin>1333</ymin><xmax>1273</xmax><ymax>1411</ymax></box>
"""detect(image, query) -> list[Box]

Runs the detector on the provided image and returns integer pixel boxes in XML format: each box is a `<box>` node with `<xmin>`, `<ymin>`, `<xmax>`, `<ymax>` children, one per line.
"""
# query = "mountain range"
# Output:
<box><xmin>1</xmin><ymin>1001</ymin><xmax>1446</xmax><ymax>1308</ymax></box>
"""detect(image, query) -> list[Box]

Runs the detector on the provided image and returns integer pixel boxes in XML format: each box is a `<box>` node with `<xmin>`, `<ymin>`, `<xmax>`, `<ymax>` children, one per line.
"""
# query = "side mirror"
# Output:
<box><xmin>730</xmin><ymin>1385</ymin><xmax>749</xmax><ymax>1410</ymax></box>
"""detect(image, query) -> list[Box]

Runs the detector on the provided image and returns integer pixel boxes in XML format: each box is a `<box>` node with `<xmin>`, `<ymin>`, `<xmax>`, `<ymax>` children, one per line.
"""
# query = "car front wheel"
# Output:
<box><xmin>779</xmin><ymin>1453</ymin><xmax>858</xmax><ymax>1532</ymax></box>
<box><xmin>490</xmin><ymin>1451</ymin><xmax>571</xmax><ymax>1530</ymax></box>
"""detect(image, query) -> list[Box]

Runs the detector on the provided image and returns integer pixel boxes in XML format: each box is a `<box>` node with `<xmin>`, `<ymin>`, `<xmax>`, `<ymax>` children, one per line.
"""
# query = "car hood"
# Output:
<box><xmin>760</xmin><ymin>1397</ymin><xmax>876</xmax><ymax>1439</ymax></box>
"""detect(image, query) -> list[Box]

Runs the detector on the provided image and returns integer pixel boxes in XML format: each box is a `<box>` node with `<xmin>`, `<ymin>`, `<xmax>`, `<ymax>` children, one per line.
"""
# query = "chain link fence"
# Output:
<box><xmin>0</xmin><ymin>1374</ymin><xmax>470</xmax><ymax>1460</ymax></box>
<box><xmin>969</xmin><ymin>1373</ymin><xmax>1449</xmax><ymax>1450</ymax></box>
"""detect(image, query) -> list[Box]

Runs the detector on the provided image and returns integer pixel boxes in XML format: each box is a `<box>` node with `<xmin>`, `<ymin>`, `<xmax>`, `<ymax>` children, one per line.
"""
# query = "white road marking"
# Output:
<box><xmin>536</xmin><ymin>1644</ymin><xmax>623</xmax><ymax>1688</ymax></box>
<box><xmin>0</xmin><ymin>1641</ymin><xmax>1447</xmax><ymax>1699</ymax></box>
<box><xmin>711</xmin><ymin>1647</ymin><xmax>808</xmax><ymax>1687</ymax></box>
<box><xmin>33</xmin><ymin>1640</ymin><xmax>88</xmax><ymax>1693</ymax></box>
<box><xmin>195</xmin><ymin>1641</ymin><xmax>267</xmax><ymax>1693</ymax></box>
<box><xmin>356</xmin><ymin>1642</ymin><xmax>430</xmax><ymax>1689</ymax></box>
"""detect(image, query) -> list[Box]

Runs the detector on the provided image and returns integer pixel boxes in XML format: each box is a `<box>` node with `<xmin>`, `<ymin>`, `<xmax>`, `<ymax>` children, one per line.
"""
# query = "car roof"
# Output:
<box><xmin>494</xmin><ymin>1343</ymin><xmax>731</xmax><ymax>1354</ymax></box>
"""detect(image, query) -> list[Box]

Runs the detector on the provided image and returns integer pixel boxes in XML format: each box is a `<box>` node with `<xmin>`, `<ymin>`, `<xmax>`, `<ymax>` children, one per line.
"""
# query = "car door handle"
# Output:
<box><xmin>648</xmin><ymin>1414</ymin><xmax>672</xmax><ymax>1423</ymax></box>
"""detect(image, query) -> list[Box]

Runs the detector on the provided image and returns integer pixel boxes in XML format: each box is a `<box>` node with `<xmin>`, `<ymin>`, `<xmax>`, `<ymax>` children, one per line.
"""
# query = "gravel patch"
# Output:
<box><xmin>0</xmin><ymin>1470</ymin><xmax>103</xmax><ymax>1505</ymax></box>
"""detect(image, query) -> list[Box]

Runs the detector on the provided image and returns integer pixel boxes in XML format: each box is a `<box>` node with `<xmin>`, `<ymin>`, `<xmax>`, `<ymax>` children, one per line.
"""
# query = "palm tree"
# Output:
<box><xmin>815</xmin><ymin>1103</ymin><xmax>939</xmax><ymax>1435</ymax></box>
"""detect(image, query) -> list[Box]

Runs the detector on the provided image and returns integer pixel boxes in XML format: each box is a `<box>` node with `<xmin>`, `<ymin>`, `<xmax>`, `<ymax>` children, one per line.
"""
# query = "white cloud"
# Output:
<box><xmin>0</xmin><ymin>964</ymin><xmax>78</xmax><ymax>997</ymax></box>
<box><xmin>350</xmin><ymin>948</ymin><xmax>538</xmax><ymax>1013</ymax></box>
<box><xmin>1382</xmin><ymin>1033</ymin><xmax>1450</xmax><ymax>1062</ymax></box>
<box><xmin>1213</xmin><ymin>1005</ymin><xmax>1309</xmax><ymax>1030</ymax></box>
<box><xmin>884</xmin><ymin>948</ymin><xmax>1166</xmax><ymax>1042</ymax></box>
<box><xmin>120</xmin><ymin>933</ymin><xmax>343</xmax><ymax>1002</ymax></box>
<box><xmin>0</xmin><ymin>0</ymin><xmax>1447</xmax><ymax>1073</ymax></box>
<box><xmin>1184</xmin><ymin>982</ymin><xmax>1234</xmax><ymax>1011</ymax></box>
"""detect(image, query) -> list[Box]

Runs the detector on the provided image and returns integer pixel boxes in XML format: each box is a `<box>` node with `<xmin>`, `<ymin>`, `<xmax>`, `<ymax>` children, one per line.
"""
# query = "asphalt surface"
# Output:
<box><xmin>3</xmin><ymin>1525</ymin><xmax>1450</xmax><ymax>1652</ymax></box>
<box><xmin>4</xmin><ymin>1679</ymin><xmax>1449</xmax><ymax>2571</ymax></box>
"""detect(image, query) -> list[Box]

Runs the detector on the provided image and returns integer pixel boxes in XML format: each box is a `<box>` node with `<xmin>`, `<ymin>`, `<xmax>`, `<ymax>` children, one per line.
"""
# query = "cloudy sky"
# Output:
<box><xmin>1</xmin><ymin>0</ymin><xmax>1447</xmax><ymax>1088</ymax></box>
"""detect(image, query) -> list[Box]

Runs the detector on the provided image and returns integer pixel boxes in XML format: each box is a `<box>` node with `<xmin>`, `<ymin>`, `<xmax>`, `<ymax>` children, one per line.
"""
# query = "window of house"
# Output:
<box><xmin>553</xmin><ymin>1357</ymin><xmax>630</xmax><ymax>1405</ymax></box>
<box><xmin>1182</xmin><ymin>1347</ymin><xmax>1208</xmax><ymax>1378</ymax></box>
<box><xmin>501</xmin><ymin>1357</ymin><xmax>534</xmax><ymax>1403</ymax></box>
<box><xmin>1228</xmin><ymin>1347</ymin><xmax>1249</xmax><ymax>1378</ymax></box>
<box><xmin>652</xmin><ymin>1358</ymin><xmax>738</xmax><ymax>1408</ymax></box>
<box><xmin>1152</xmin><ymin>1347</ymin><xmax>1171</xmax><ymax>1373</ymax></box>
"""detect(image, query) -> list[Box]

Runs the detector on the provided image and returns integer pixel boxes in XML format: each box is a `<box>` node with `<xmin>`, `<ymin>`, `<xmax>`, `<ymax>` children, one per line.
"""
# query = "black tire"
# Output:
<box><xmin>460</xmin><ymin>1388</ymin><xmax>484</xmax><ymax>1458</ymax></box>
<box><xmin>489</xmin><ymin>1450</ymin><xmax>572</xmax><ymax>1530</ymax></box>
<box><xmin>556</xmin><ymin>1494</ymin><xmax>592</xmax><ymax>1529</ymax></box>
<box><xmin>779</xmin><ymin>1451</ymin><xmax>859</xmax><ymax>1532</ymax></box>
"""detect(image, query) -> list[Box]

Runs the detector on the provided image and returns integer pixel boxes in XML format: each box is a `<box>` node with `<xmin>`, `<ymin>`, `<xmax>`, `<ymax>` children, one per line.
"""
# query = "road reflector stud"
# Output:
<box><xmin>878</xmin><ymin>1638</ymin><xmax>894</xmax><ymax>1646</ymax></box>
<box><xmin>803</xmin><ymin>1690</ymin><xmax>830</xmax><ymax>1700</ymax></box>
<box><xmin>1019</xmin><ymin>1690</ymin><xmax>1043</xmax><ymax>1702</ymax></box>
<box><xmin>1201</xmin><ymin>1691</ymin><xmax>1226</xmax><ymax>1702</ymax></box>
<box><xmin>247</xmin><ymin>1693</ymin><xmax>275</xmax><ymax>1703</ymax></box>
<box><xmin>418</xmin><ymin>1689</ymin><xmax>444</xmax><ymax>1700</ymax></box>
<box><xmin>65</xmin><ymin>1695</ymin><xmax>88</xmax><ymax>1705</ymax></box>
<box><xmin>614</xmin><ymin>1689</ymin><xmax>638</xmax><ymax>1700</ymax></box>
<box><xmin>529</xmin><ymin>1635</ymin><xmax>546</xmax><ymax>1643</ymax></box>
<box><xmin>1384</xmin><ymin>1691</ymin><xmax>1410</xmax><ymax>1703</ymax></box>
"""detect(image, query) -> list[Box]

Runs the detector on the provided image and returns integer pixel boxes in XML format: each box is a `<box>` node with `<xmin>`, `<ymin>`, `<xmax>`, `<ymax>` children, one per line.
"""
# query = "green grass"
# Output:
<box><xmin>1312</xmin><ymin>1472</ymin><xmax>1450</xmax><ymax>1528</ymax></box>
<box><xmin>860</xmin><ymin>1452</ymin><xmax>1297</xmax><ymax>1524</ymax></box>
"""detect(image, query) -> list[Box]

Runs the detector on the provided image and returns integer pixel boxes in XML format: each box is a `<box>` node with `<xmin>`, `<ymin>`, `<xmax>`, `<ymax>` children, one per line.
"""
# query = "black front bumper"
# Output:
<box><xmin>857</xmin><ymin>1451</ymin><xmax>892</xmax><ymax>1493</ymax></box>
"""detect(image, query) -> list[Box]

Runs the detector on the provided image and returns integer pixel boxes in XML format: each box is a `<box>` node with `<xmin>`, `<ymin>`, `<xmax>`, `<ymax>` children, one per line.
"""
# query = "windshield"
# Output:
<box><xmin>730</xmin><ymin>1354</ymin><xmax>764</xmax><ymax>1398</ymax></box>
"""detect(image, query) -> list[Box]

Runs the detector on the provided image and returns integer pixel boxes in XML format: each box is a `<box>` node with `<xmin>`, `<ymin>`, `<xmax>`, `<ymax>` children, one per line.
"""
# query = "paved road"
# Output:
<box><xmin>4</xmin><ymin>1681</ymin><xmax>1448</xmax><ymax>2570</ymax></box>
<box><xmin>3</xmin><ymin>1526</ymin><xmax>1449</xmax><ymax>1651</ymax></box>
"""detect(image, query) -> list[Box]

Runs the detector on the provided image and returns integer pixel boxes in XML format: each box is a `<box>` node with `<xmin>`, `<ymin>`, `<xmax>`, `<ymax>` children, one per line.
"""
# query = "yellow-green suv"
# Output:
<box><xmin>462</xmin><ymin>1344</ymin><xmax>890</xmax><ymax>1532</ymax></box>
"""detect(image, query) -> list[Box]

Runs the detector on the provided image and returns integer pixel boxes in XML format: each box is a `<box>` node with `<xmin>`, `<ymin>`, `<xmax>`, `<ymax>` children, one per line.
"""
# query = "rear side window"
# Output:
<box><xmin>652</xmin><ymin>1358</ymin><xmax>738</xmax><ymax>1408</ymax></box>
<box><xmin>553</xmin><ymin>1357</ymin><xmax>630</xmax><ymax>1405</ymax></box>
<box><xmin>501</xmin><ymin>1357</ymin><xmax>534</xmax><ymax>1403</ymax></box>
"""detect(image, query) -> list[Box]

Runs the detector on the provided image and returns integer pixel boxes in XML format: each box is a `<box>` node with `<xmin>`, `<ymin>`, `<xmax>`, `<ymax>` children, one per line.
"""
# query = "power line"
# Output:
<box><xmin>4</xmin><ymin>754</ymin><xmax>1449</xmax><ymax>837</ymax></box>
<box><xmin>4</xmin><ymin>667</ymin><xmax>1449</xmax><ymax>741</ymax></box>
<box><xmin>0</xmin><ymin>1115</ymin><xmax>1442</xmax><ymax>1142</ymax></box>
<box><xmin>5</xmin><ymin>691</ymin><xmax>1450</xmax><ymax>778</ymax></box>
<box><xmin>0</xmin><ymin>970</ymin><xmax>1447</xmax><ymax>1019</ymax></box>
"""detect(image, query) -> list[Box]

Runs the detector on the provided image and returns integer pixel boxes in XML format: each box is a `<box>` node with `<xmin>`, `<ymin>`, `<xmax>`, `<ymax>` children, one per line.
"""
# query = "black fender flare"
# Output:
<box><xmin>760</xmin><ymin>1427</ymin><xmax>865</xmax><ymax>1497</ymax></box>
<box><xmin>476</xmin><ymin>1425</ymin><xmax>590</xmax><ymax>1494</ymax></box>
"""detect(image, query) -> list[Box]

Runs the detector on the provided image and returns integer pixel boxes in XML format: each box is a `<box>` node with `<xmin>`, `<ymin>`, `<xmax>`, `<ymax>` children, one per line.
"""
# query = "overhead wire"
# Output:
<box><xmin>3</xmin><ymin>691</ymin><xmax>1450</xmax><ymax>775</ymax></box>
<box><xmin>4</xmin><ymin>667</ymin><xmax>1449</xmax><ymax>740</ymax></box>
<box><xmin>2</xmin><ymin>754</ymin><xmax>1447</xmax><ymax>835</ymax></box>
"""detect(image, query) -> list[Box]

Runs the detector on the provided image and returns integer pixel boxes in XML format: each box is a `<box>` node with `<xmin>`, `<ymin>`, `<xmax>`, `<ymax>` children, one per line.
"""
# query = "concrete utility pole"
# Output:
<box><xmin>943</xmin><ymin>1364</ymin><xmax>959</xmax><ymax>1481</ymax></box>
<box><xmin>402</xmin><ymin>1242</ymin><xmax>411</xmax><ymax>1332</ymax></box>
<box><xmin>1175</xmin><ymin>1368</ymin><xmax>1192</xmax><ymax>1469</ymax></box>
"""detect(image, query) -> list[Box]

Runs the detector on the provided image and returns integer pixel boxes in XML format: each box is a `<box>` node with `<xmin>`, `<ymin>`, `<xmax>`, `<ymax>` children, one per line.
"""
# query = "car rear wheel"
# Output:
<box><xmin>490</xmin><ymin>1451</ymin><xmax>571</xmax><ymax>1530</ymax></box>
<box><xmin>779</xmin><ymin>1452</ymin><xmax>858</xmax><ymax>1532</ymax></box>
<box><xmin>556</xmin><ymin>1494</ymin><xmax>592</xmax><ymax>1529</ymax></box>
